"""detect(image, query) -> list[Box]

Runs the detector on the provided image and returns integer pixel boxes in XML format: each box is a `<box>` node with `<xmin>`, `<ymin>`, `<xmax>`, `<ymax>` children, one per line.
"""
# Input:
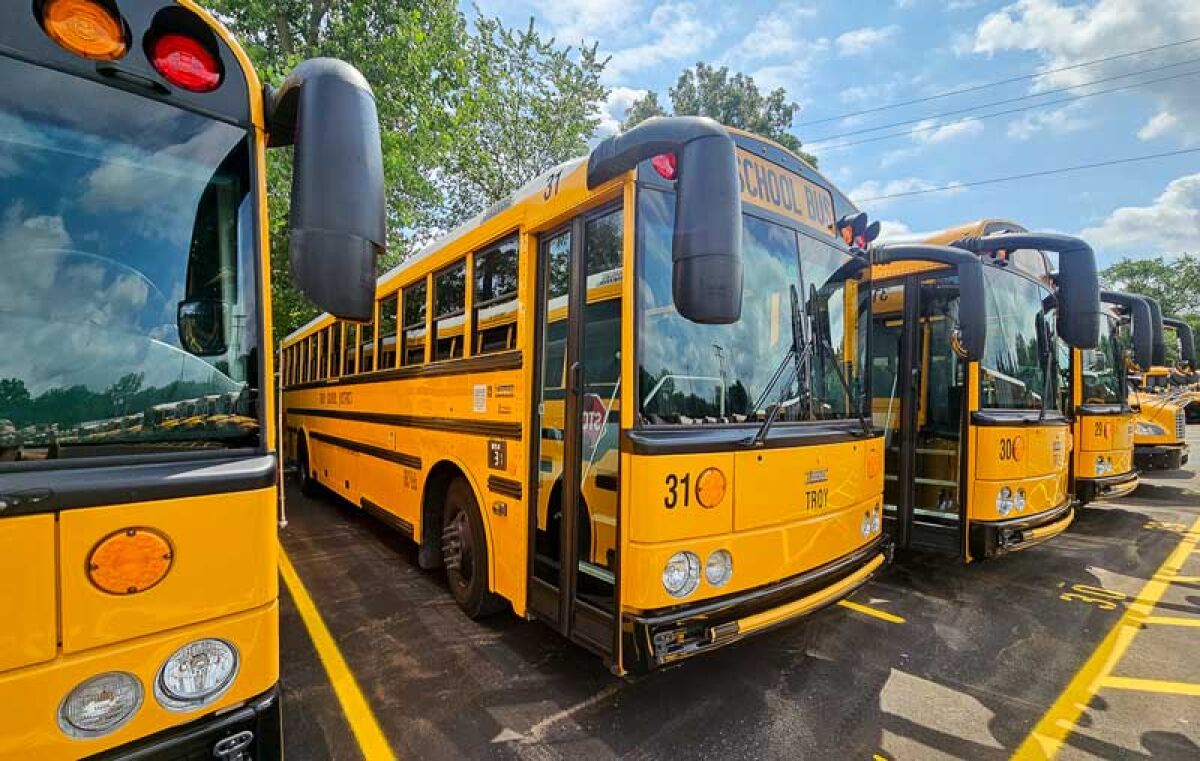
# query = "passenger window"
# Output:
<box><xmin>433</xmin><ymin>263</ymin><xmax>465</xmax><ymax>361</ymax></box>
<box><xmin>378</xmin><ymin>293</ymin><xmax>398</xmax><ymax>369</ymax></box>
<box><xmin>343</xmin><ymin>323</ymin><xmax>358</xmax><ymax>375</ymax></box>
<box><xmin>474</xmin><ymin>236</ymin><xmax>519</xmax><ymax>354</ymax></box>
<box><xmin>329</xmin><ymin>324</ymin><xmax>342</xmax><ymax>378</ymax></box>
<box><xmin>402</xmin><ymin>280</ymin><xmax>428</xmax><ymax>366</ymax></box>
<box><xmin>308</xmin><ymin>336</ymin><xmax>317</xmax><ymax>381</ymax></box>
<box><xmin>360</xmin><ymin>317</ymin><xmax>375</xmax><ymax>373</ymax></box>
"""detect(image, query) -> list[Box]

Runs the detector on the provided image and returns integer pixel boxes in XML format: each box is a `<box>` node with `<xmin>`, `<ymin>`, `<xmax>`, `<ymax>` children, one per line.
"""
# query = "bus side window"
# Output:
<box><xmin>320</xmin><ymin>327</ymin><xmax>331</xmax><ymax>380</ymax></box>
<box><xmin>402</xmin><ymin>281</ymin><xmax>428</xmax><ymax>366</ymax></box>
<box><xmin>329</xmin><ymin>324</ymin><xmax>342</xmax><ymax>378</ymax></box>
<box><xmin>433</xmin><ymin>262</ymin><xmax>466</xmax><ymax>361</ymax></box>
<box><xmin>379</xmin><ymin>292</ymin><xmax>398</xmax><ymax>369</ymax></box>
<box><xmin>343</xmin><ymin>323</ymin><xmax>357</xmax><ymax>375</ymax></box>
<box><xmin>473</xmin><ymin>236</ymin><xmax>519</xmax><ymax>355</ymax></box>
<box><xmin>360</xmin><ymin>316</ymin><xmax>375</xmax><ymax>373</ymax></box>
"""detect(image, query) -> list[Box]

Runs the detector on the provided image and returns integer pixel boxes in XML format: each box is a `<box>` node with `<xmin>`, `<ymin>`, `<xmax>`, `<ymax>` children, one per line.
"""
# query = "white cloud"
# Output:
<box><xmin>1137</xmin><ymin>111</ymin><xmax>1179</xmax><ymax>141</ymax></box>
<box><xmin>594</xmin><ymin>86</ymin><xmax>647</xmax><ymax>137</ymax></box>
<box><xmin>1080</xmin><ymin>172</ymin><xmax>1200</xmax><ymax>254</ymax></box>
<box><xmin>603</xmin><ymin>2</ymin><xmax>719</xmax><ymax>80</ymax></box>
<box><xmin>835</xmin><ymin>26</ymin><xmax>899</xmax><ymax>56</ymax></box>
<box><xmin>1005</xmin><ymin>105</ymin><xmax>1089</xmax><ymax>140</ymax></box>
<box><xmin>876</xmin><ymin>219</ymin><xmax>912</xmax><ymax>239</ymax></box>
<box><xmin>529</xmin><ymin>0</ymin><xmax>643</xmax><ymax>45</ymax></box>
<box><xmin>848</xmin><ymin>176</ymin><xmax>965</xmax><ymax>207</ymax></box>
<box><xmin>910</xmin><ymin>117</ymin><xmax>984</xmax><ymax>144</ymax></box>
<box><xmin>971</xmin><ymin>0</ymin><xmax>1200</xmax><ymax>142</ymax></box>
<box><xmin>723</xmin><ymin>3</ymin><xmax>819</xmax><ymax>65</ymax></box>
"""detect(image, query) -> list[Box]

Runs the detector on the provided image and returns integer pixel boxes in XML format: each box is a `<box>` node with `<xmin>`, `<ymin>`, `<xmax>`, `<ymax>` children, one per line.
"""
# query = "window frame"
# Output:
<box><xmin>401</xmin><ymin>278</ymin><xmax>429</xmax><ymax>367</ymax></box>
<box><xmin>472</xmin><ymin>235</ymin><xmax>520</xmax><ymax>356</ymax></box>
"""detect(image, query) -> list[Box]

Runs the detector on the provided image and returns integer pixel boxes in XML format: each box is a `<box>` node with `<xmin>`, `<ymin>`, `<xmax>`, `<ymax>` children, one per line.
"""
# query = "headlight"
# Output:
<box><xmin>155</xmin><ymin>639</ymin><xmax>238</xmax><ymax>711</ymax></box>
<box><xmin>704</xmin><ymin>549</ymin><xmax>733</xmax><ymax>587</ymax></box>
<box><xmin>662</xmin><ymin>551</ymin><xmax>700</xmax><ymax>598</ymax></box>
<box><xmin>59</xmin><ymin>672</ymin><xmax>142</xmax><ymax>737</ymax></box>
<box><xmin>860</xmin><ymin>511</ymin><xmax>872</xmax><ymax>538</ymax></box>
<box><xmin>1136</xmin><ymin>421</ymin><xmax>1166</xmax><ymax>436</ymax></box>
<box><xmin>1015</xmin><ymin>488</ymin><xmax>1027</xmax><ymax>512</ymax></box>
<box><xmin>996</xmin><ymin>486</ymin><xmax>1014</xmax><ymax>517</ymax></box>
<box><xmin>871</xmin><ymin>503</ymin><xmax>881</xmax><ymax>534</ymax></box>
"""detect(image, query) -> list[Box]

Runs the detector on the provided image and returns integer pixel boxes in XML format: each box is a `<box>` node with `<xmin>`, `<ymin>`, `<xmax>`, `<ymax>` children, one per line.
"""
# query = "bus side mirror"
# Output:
<box><xmin>588</xmin><ymin>116</ymin><xmax>743</xmax><ymax>324</ymax></box>
<box><xmin>954</xmin><ymin>258</ymin><xmax>987</xmax><ymax>362</ymax></box>
<box><xmin>268</xmin><ymin>58</ymin><xmax>385</xmax><ymax>323</ymax></box>
<box><xmin>178</xmin><ymin>299</ymin><xmax>227</xmax><ymax>356</ymax></box>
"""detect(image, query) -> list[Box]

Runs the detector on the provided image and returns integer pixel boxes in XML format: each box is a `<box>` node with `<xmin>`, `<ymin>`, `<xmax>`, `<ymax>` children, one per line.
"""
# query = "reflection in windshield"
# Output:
<box><xmin>0</xmin><ymin>57</ymin><xmax>258</xmax><ymax>461</ymax></box>
<box><xmin>636</xmin><ymin>187</ymin><xmax>866</xmax><ymax>425</ymax></box>
<box><xmin>979</xmin><ymin>268</ymin><xmax>1058</xmax><ymax>411</ymax></box>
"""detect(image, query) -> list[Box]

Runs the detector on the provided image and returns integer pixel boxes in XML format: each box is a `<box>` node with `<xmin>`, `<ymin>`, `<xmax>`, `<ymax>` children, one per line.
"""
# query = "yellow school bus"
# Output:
<box><xmin>1162</xmin><ymin>317</ymin><xmax>1200</xmax><ymax>423</ymax></box>
<box><xmin>1127</xmin><ymin>297</ymin><xmax>1192</xmax><ymax>469</ymax></box>
<box><xmin>1069</xmin><ymin>291</ymin><xmax>1147</xmax><ymax>505</ymax></box>
<box><xmin>0</xmin><ymin>1</ymin><xmax>383</xmax><ymax>757</ymax></box>
<box><xmin>870</xmin><ymin>220</ymin><xmax>1099</xmax><ymax>558</ymax></box>
<box><xmin>281</xmin><ymin>117</ymin><xmax>891</xmax><ymax>673</ymax></box>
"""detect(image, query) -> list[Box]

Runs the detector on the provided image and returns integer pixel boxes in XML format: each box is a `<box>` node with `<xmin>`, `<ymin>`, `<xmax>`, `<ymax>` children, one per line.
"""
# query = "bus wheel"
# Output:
<box><xmin>297</xmin><ymin>441</ymin><xmax>318</xmax><ymax>497</ymax></box>
<box><xmin>441</xmin><ymin>477</ymin><xmax>504</xmax><ymax>618</ymax></box>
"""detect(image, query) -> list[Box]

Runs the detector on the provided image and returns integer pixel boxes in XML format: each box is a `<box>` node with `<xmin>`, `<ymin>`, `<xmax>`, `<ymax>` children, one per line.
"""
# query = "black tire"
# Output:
<box><xmin>297</xmin><ymin>441</ymin><xmax>318</xmax><ymax>497</ymax></box>
<box><xmin>442</xmin><ymin>477</ymin><xmax>504</xmax><ymax>618</ymax></box>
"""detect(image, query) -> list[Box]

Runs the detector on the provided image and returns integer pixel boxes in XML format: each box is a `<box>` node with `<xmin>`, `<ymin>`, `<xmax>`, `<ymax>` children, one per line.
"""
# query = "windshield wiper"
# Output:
<box><xmin>745</xmin><ymin>286</ymin><xmax>810</xmax><ymax>447</ymax></box>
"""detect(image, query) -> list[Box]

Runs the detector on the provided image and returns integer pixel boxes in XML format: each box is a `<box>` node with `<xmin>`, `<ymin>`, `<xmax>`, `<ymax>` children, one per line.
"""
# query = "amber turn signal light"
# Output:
<box><xmin>41</xmin><ymin>0</ymin><xmax>127</xmax><ymax>61</ymax></box>
<box><xmin>87</xmin><ymin>527</ymin><xmax>174</xmax><ymax>595</ymax></box>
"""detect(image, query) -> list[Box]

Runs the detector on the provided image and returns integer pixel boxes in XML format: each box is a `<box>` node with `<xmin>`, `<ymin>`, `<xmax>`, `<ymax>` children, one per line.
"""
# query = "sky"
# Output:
<box><xmin>467</xmin><ymin>0</ymin><xmax>1200</xmax><ymax>267</ymax></box>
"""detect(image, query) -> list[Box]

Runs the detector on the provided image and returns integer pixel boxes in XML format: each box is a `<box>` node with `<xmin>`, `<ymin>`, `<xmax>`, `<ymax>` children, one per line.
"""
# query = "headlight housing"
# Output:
<box><xmin>996</xmin><ymin>486</ymin><xmax>1014</xmax><ymax>517</ymax></box>
<box><xmin>1136</xmin><ymin>421</ymin><xmax>1166</xmax><ymax>437</ymax></box>
<box><xmin>704</xmin><ymin>549</ymin><xmax>733</xmax><ymax>587</ymax></box>
<box><xmin>662</xmin><ymin>551</ymin><xmax>700</xmax><ymax>598</ymax></box>
<box><xmin>1014</xmin><ymin>488</ymin><xmax>1027</xmax><ymax>512</ymax></box>
<box><xmin>59</xmin><ymin>672</ymin><xmax>142</xmax><ymax>737</ymax></box>
<box><xmin>155</xmin><ymin>639</ymin><xmax>239</xmax><ymax>711</ymax></box>
<box><xmin>871</xmin><ymin>503</ymin><xmax>881</xmax><ymax>534</ymax></box>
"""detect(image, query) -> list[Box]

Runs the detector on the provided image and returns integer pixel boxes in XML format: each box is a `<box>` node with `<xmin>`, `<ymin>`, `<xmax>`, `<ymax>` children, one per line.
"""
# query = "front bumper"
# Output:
<box><xmin>969</xmin><ymin>500</ymin><xmax>1074</xmax><ymax>558</ymax></box>
<box><xmin>622</xmin><ymin>535</ymin><xmax>891</xmax><ymax>673</ymax></box>
<box><xmin>1076</xmin><ymin>469</ymin><xmax>1140</xmax><ymax>504</ymax></box>
<box><xmin>1134</xmin><ymin>443</ymin><xmax>1189</xmax><ymax>471</ymax></box>
<box><xmin>87</xmin><ymin>685</ymin><xmax>281</xmax><ymax>760</ymax></box>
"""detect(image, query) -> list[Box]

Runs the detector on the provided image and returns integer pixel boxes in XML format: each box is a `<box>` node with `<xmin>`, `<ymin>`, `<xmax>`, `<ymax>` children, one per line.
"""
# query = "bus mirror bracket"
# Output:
<box><xmin>873</xmin><ymin>243</ymin><xmax>987</xmax><ymax>362</ymax></box>
<box><xmin>587</xmin><ymin>116</ymin><xmax>743</xmax><ymax>324</ymax></box>
<box><xmin>267</xmin><ymin>58</ymin><xmax>385</xmax><ymax>323</ymax></box>
<box><xmin>1101</xmin><ymin>291</ymin><xmax>1154</xmax><ymax>370</ymax></box>
<box><xmin>1163</xmin><ymin>316</ymin><xmax>1197</xmax><ymax>370</ymax></box>
<box><xmin>951</xmin><ymin>232</ymin><xmax>1100</xmax><ymax>351</ymax></box>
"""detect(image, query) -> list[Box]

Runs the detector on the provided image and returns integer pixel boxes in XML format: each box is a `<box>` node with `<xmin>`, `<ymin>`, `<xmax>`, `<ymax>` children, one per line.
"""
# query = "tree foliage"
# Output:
<box><xmin>210</xmin><ymin>2</ymin><xmax>606</xmax><ymax>342</ymax></box>
<box><xmin>420</xmin><ymin>15</ymin><xmax>608</xmax><ymax>232</ymax></box>
<box><xmin>1101</xmin><ymin>253</ymin><xmax>1200</xmax><ymax>358</ymax></box>
<box><xmin>622</xmin><ymin>62</ymin><xmax>815</xmax><ymax>166</ymax></box>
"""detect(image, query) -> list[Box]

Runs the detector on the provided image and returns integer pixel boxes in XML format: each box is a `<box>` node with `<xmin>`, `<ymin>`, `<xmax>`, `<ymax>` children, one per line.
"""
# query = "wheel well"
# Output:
<box><xmin>419</xmin><ymin>460</ymin><xmax>469</xmax><ymax>570</ymax></box>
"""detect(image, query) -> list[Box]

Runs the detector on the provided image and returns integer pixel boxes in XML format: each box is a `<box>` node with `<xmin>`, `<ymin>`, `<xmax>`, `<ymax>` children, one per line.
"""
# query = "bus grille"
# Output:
<box><xmin>1177</xmin><ymin>408</ymin><xmax>1187</xmax><ymax>441</ymax></box>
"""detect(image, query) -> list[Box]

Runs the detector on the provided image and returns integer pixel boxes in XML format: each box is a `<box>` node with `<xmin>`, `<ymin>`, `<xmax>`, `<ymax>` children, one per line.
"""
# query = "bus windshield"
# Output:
<box><xmin>979</xmin><ymin>268</ymin><xmax>1058</xmax><ymax>411</ymax></box>
<box><xmin>637</xmin><ymin>187</ymin><xmax>866</xmax><ymax>425</ymax></box>
<box><xmin>0</xmin><ymin>57</ymin><xmax>259</xmax><ymax>461</ymax></box>
<box><xmin>1080</xmin><ymin>313</ymin><xmax>1125</xmax><ymax>405</ymax></box>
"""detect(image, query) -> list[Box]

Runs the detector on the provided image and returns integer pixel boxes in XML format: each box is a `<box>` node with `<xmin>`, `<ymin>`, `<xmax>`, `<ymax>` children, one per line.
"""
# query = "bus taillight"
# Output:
<box><xmin>151</xmin><ymin>33</ymin><xmax>221</xmax><ymax>92</ymax></box>
<box><xmin>40</xmin><ymin>0</ymin><xmax>127</xmax><ymax>61</ymax></box>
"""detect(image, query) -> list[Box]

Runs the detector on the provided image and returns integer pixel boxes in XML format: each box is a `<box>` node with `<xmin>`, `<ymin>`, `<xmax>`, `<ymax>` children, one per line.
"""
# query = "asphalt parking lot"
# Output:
<box><xmin>277</xmin><ymin>428</ymin><xmax>1200</xmax><ymax>760</ymax></box>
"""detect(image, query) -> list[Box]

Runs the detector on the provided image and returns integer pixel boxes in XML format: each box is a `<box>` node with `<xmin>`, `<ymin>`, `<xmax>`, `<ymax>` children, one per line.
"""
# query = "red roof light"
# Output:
<box><xmin>151</xmin><ymin>33</ymin><xmax>220</xmax><ymax>92</ymax></box>
<box><xmin>651</xmin><ymin>152</ymin><xmax>677</xmax><ymax>181</ymax></box>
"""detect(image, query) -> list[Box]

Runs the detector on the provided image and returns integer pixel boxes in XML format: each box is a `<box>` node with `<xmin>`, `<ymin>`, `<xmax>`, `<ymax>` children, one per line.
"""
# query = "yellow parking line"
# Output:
<box><xmin>838</xmin><ymin>599</ymin><xmax>906</xmax><ymax>624</ymax></box>
<box><xmin>1141</xmin><ymin>615</ymin><xmax>1200</xmax><ymax>628</ymax></box>
<box><xmin>1012</xmin><ymin>515</ymin><xmax>1200</xmax><ymax>761</ymax></box>
<box><xmin>1101</xmin><ymin>676</ymin><xmax>1200</xmax><ymax>697</ymax></box>
<box><xmin>1157</xmin><ymin>575</ymin><xmax>1200</xmax><ymax>583</ymax></box>
<box><xmin>279</xmin><ymin>544</ymin><xmax>397</xmax><ymax>761</ymax></box>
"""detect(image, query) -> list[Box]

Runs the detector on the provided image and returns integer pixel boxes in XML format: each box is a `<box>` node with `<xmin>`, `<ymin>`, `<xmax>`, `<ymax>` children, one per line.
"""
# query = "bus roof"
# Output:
<box><xmin>285</xmin><ymin>125</ymin><xmax>853</xmax><ymax>344</ymax></box>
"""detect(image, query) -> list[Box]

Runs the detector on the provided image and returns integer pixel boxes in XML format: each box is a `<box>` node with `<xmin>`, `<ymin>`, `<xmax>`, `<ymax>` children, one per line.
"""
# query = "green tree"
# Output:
<box><xmin>1101</xmin><ymin>253</ymin><xmax>1200</xmax><ymax>362</ymax></box>
<box><xmin>209</xmin><ymin>0</ymin><xmax>470</xmax><ymax>341</ymax></box>
<box><xmin>424</xmin><ymin>14</ymin><xmax>608</xmax><ymax>231</ymax></box>
<box><xmin>622</xmin><ymin>62</ymin><xmax>815</xmax><ymax>166</ymax></box>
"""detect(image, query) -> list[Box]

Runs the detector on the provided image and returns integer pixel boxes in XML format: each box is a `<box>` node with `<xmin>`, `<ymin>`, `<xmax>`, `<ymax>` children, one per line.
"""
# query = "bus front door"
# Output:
<box><xmin>874</xmin><ymin>273</ymin><xmax>968</xmax><ymax>555</ymax></box>
<box><xmin>529</xmin><ymin>206</ymin><xmax>623</xmax><ymax>658</ymax></box>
